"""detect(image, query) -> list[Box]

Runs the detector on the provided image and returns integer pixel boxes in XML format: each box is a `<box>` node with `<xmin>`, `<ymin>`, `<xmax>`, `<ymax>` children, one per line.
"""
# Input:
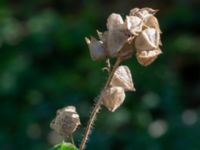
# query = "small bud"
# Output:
<box><xmin>50</xmin><ymin>106</ymin><xmax>81</xmax><ymax>136</ymax></box>
<box><xmin>135</xmin><ymin>28</ymin><xmax>159</xmax><ymax>51</ymax></box>
<box><xmin>107</xmin><ymin>13</ymin><xmax>125</xmax><ymax>30</ymax></box>
<box><xmin>125</xmin><ymin>16</ymin><xmax>143</xmax><ymax>35</ymax></box>
<box><xmin>85</xmin><ymin>36</ymin><xmax>106</xmax><ymax>60</ymax></box>
<box><xmin>136</xmin><ymin>49</ymin><xmax>162</xmax><ymax>66</ymax></box>
<box><xmin>110</xmin><ymin>65</ymin><xmax>135</xmax><ymax>91</ymax></box>
<box><xmin>101</xmin><ymin>86</ymin><xmax>125</xmax><ymax>112</ymax></box>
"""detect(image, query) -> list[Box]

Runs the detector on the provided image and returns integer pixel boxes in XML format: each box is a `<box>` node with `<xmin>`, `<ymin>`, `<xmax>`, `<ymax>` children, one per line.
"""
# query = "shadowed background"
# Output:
<box><xmin>0</xmin><ymin>0</ymin><xmax>200</xmax><ymax>150</ymax></box>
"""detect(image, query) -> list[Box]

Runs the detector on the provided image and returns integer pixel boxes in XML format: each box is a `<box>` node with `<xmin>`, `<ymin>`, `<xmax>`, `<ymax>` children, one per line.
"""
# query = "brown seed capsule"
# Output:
<box><xmin>50</xmin><ymin>106</ymin><xmax>81</xmax><ymax>136</ymax></box>
<box><xmin>135</xmin><ymin>28</ymin><xmax>159</xmax><ymax>51</ymax></box>
<box><xmin>101</xmin><ymin>86</ymin><xmax>125</xmax><ymax>112</ymax></box>
<box><xmin>110</xmin><ymin>65</ymin><xmax>135</xmax><ymax>91</ymax></box>
<box><xmin>136</xmin><ymin>49</ymin><xmax>162</xmax><ymax>66</ymax></box>
<box><xmin>85</xmin><ymin>36</ymin><xmax>106</xmax><ymax>60</ymax></box>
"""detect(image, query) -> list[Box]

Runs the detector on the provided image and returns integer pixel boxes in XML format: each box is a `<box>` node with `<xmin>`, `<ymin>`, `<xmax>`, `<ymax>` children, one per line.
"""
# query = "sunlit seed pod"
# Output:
<box><xmin>101</xmin><ymin>86</ymin><xmax>126</xmax><ymax>112</ymax></box>
<box><xmin>125</xmin><ymin>16</ymin><xmax>143</xmax><ymax>36</ymax></box>
<box><xmin>136</xmin><ymin>49</ymin><xmax>162</xmax><ymax>66</ymax></box>
<box><xmin>85</xmin><ymin>36</ymin><xmax>107</xmax><ymax>61</ymax></box>
<box><xmin>110</xmin><ymin>65</ymin><xmax>135</xmax><ymax>91</ymax></box>
<box><xmin>145</xmin><ymin>15</ymin><xmax>162</xmax><ymax>34</ymax></box>
<box><xmin>50</xmin><ymin>106</ymin><xmax>81</xmax><ymax>136</ymax></box>
<box><xmin>135</xmin><ymin>28</ymin><xmax>159</xmax><ymax>51</ymax></box>
<box><xmin>107</xmin><ymin>13</ymin><xmax>125</xmax><ymax>30</ymax></box>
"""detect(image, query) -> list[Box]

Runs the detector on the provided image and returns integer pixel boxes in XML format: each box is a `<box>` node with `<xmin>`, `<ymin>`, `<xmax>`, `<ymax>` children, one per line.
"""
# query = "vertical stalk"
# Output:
<box><xmin>79</xmin><ymin>58</ymin><xmax>121</xmax><ymax>150</ymax></box>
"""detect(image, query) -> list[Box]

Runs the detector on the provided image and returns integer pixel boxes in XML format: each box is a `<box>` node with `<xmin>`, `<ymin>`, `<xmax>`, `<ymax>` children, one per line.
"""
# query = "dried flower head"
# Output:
<box><xmin>110</xmin><ymin>65</ymin><xmax>135</xmax><ymax>91</ymax></box>
<box><xmin>101</xmin><ymin>86</ymin><xmax>125</xmax><ymax>112</ymax></box>
<box><xmin>85</xmin><ymin>7</ymin><xmax>162</xmax><ymax>66</ymax></box>
<box><xmin>50</xmin><ymin>106</ymin><xmax>81</xmax><ymax>136</ymax></box>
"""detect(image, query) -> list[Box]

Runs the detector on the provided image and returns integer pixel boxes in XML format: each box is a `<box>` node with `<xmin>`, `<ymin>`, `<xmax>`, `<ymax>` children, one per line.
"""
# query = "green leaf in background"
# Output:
<box><xmin>50</xmin><ymin>142</ymin><xmax>78</xmax><ymax>150</ymax></box>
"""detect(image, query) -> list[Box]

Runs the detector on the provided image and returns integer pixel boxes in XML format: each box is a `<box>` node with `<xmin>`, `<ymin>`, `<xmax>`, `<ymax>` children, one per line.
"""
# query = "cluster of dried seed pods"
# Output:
<box><xmin>50</xmin><ymin>106</ymin><xmax>81</xmax><ymax>136</ymax></box>
<box><xmin>101</xmin><ymin>65</ymin><xmax>135</xmax><ymax>112</ymax></box>
<box><xmin>50</xmin><ymin>7</ymin><xmax>162</xmax><ymax>150</ymax></box>
<box><xmin>85</xmin><ymin>7</ymin><xmax>162</xmax><ymax>66</ymax></box>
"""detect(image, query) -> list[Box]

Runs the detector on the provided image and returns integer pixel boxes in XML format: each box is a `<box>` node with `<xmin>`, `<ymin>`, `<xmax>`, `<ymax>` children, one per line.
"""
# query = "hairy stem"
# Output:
<box><xmin>79</xmin><ymin>58</ymin><xmax>122</xmax><ymax>150</ymax></box>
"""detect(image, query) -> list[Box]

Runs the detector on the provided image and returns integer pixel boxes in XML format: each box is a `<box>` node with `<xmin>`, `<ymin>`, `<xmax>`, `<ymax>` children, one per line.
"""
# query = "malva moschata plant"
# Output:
<box><xmin>49</xmin><ymin>7</ymin><xmax>162</xmax><ymax>150</ymax></box>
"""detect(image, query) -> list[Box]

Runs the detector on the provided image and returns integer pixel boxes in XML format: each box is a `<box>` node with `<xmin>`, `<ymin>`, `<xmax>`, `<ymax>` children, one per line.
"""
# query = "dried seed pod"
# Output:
<box><xmin>125</xmin><ymin>16</ymin><xmax>143</xmax><ymax>36</ymax></box>
<box><xmin>145</xmin><ymin>15</ymin><xmax>161</xmax><ymax>33</ymax></box>
<box><xmin>101</xmin><ymin>86</ymin><xmax>125</xmax><ymax>112</ymax></box>
<box><xmin>135</xmin><ymin>28</ymin><xmax>159</xmax><ymax>51</ymax></box>
<box><xmin>85</xmin><ymin>36</ymin><xmax>106</xmax><ymax>60</ymax></box>
<box><xmin>136</xmin><ymin>49</ymin><xmax>162</xmax><ymax>66</ymax></box>
<box><xmin>107</xmin><ymin>13</ymin><xmax>125</xmax><ymax>30</ymax></box>
<box><xmin>110</xmin><ymin>65</ymin><xmax>135</xmax><ymax>91</ymax></box>
<box><xmin>50</xmin><ymin>106</ymin><xmax>81</xmax><ymax>136</ymax></box>
<box><xmin>130</xmin><ymin>7</ymin><xmax>158</xmax><ymax>19</ymax></box>
<box><xmin>129</xmin><ymin>8</ymin><xmax>160</xmax><ymax>32</ymax></box>
<box><xmin>107</xmin><ymin>29</ymin><xmax>128</xmax><ymax>57</ymax></box>
<box><xmin>129</xmin><ymin>8</ymin><xmax>140</xmax><ymax>16</ymax></box>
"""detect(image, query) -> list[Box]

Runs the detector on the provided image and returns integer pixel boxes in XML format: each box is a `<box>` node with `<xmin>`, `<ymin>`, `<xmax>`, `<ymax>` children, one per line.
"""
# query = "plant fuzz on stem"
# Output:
<box><xmin>79</xmin><ymin>58</ymin><xmax>122</xmax><ymax>150</ymax></box>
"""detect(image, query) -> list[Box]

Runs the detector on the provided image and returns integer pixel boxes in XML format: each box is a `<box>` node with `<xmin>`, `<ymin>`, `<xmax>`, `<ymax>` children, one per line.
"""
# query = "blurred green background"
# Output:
<box><xmin>0</xmin><ymin>0</ymin><xmax>200</xmax><ymax>150</ymax></box>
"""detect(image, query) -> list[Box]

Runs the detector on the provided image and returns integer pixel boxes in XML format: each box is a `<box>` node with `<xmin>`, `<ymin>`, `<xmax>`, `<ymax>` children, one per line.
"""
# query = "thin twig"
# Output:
<box><xmin>79</xmin><ymin>57</ymin><xmax>122</xmax><ymax>150</ymax></box>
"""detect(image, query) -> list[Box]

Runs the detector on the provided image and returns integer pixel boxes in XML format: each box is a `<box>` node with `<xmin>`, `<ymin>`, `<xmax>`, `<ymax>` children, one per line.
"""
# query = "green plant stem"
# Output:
<box><xmin>79</xmin><ymin>58</ymin><xmax>121</xmax><ymax>150</ymax></box>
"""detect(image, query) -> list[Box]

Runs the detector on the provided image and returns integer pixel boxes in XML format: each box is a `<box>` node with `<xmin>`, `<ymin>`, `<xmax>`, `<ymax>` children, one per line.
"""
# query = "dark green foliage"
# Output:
<box><xmin>0</xmin><ymin>0</ymin><xmax>200</xmax><ymax>150</ymax></box>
